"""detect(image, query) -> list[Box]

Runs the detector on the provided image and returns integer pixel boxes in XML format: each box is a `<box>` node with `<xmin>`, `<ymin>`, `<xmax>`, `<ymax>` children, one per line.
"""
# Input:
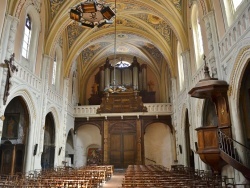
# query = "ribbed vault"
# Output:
<box><xmin>10</xmin><ymin>0</ymin><xmax>191</xmax><ymax>103</ymax></box>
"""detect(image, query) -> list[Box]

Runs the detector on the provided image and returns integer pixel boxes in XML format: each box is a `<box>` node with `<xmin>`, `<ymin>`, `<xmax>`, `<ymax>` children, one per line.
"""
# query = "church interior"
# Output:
<box><xmin>0</xmin><ymin>0</ymin><xmax>250</xmax><ymax>187</ymax></box>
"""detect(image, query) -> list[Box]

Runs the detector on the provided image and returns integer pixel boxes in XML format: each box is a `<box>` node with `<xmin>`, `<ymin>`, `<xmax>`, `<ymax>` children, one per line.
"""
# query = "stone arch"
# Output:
<box><xmin>1</xmin><ymin>89</ymin><xmax>36</xmax><ymax>173</ymax></box>
<box><xmin>65</xmin><ymin>128</ymin><xmax>75</xmax><ymax>166</ymax></box>
<box><xmin>144</xmin><ymin>122</ymin><xmax>175</xmax><ymax>168</ymax></box>
<box><xmin>75</xmin><ymin>124</ymin><xmax>102</xmax><ymax>167</ymax></box>
<box><xmin>46</xmin><ymin>106</ymin><xmax>61</xmax><ymax>158</ymax></box>
<box><xmin>228</xmin><ymin>45</ymin><xmax>250</xmax><ymax>143</ymax></box>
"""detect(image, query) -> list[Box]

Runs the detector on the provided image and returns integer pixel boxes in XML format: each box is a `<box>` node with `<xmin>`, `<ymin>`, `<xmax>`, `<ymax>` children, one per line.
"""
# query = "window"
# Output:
<box><xmin>223</xmin><ymin>0</ymin><xmax>245</xmax><ymax>27</ymax></box>
<box><xmin>115</xmin><ymin>59</ymin><xmax>131</xmax><ymax>68</ymax></box>
<box><xmin>22</xmin><ymin>14</ymin><xmax>32</xmax><ymax>59</ymax></box>
<box><xmin>232</xmin><ymin>0</ymin><xmax>243</xmax><ymax>10</ymax></box>
<box><xmin>52</xmin><ymin>54</ymin><xmax>57</xmax><ymax>85</ymax></box>
<box><xmin>191</xmin><ymin>3</ymin><xmax>204</xmax><ymax>68</ymax></box>
<box><xmin>177</xmin><ymin>42</ymin><xmax>184</xmax><ymax>90</ymax></box>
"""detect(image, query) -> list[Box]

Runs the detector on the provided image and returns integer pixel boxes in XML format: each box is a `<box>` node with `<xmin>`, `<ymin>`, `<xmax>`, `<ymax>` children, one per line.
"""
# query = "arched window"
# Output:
<box><xmin>51</xmin><ymin>45</ymin><xmax>62</xmax><ymax>91</ymax></box>
<box><xmin>22</xmin><ymin>14</ymin><xmax>32</xmax><ymax>59</ymax></box>
<box><xmin>177</xmin><ymin>42</ymin><xmax>184</xmax><ymax>90</ymax></box>
<box><xmin>223</xmin><ymin>0</ymin><xmax>245</xmax><ymax>27</ymax></box>
<box><xmin>52</xmin><ymin>54</ymin><xmax>57</xmax><ymax>85</ymax></box>
<box><xmin>191</xmin><ymin>3</ymin><xmax>204</xmax><ymax>68</ymax></box>
<box><xmin>21</xmin><ymin>6</ymin><xmax>41</xmax><ymax>72</ymax></box>
<box><xmin>232</xmin><ymin>0</ymin><xmax>243</xmax><ymax>10</ymax></box>
<box><xmin>115</xmin><ymin>59</ymin><xmax>131</xmax><ymax>68</ymax></box>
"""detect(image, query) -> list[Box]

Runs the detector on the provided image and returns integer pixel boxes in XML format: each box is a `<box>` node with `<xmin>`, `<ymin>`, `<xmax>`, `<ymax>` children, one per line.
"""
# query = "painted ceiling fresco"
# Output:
<box><xmin>48</xmin><ymin>0</ymin><xmax>183</xmax><ymax>75</ymax></box>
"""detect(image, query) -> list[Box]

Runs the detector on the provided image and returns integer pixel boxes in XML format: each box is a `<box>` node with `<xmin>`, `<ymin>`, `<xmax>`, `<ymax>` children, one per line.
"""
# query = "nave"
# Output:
<box><xmin>0</xmin><ymin>164</ymin><xmax>248</xmax><ymax>187</ymax></box>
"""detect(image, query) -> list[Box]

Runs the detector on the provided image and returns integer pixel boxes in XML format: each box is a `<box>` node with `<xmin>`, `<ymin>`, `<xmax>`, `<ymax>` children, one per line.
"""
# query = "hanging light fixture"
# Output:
<box><xmin>69</xmin><ymin>0</ymin><xmax>115</xmax><ymax>28</ymax></box>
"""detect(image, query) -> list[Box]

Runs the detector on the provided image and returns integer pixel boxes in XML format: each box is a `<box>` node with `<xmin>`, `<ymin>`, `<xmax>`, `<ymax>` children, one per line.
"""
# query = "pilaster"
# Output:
<box><xmin>60</xmin><ymin>78</ymin><xmax>69</xmax><ymax>161</ymax></box>
<box><xmin>38</xmin><ymin>55</ymin><xmax>53</xmax><ymax>153</ymax></box>
<box><xmin>0</xmin><ymin>15</ymin><xmax>19</xmax><ymax>115</ymax></box>
<box><xmin>181</xmin><ymin>50</ymin><xmax>191</xmax><ymax>90</ymax></box>
<box><xmin>0</xmin><ymin>15</ymin><xmax>19</xmax><ymax>62</ymax></box>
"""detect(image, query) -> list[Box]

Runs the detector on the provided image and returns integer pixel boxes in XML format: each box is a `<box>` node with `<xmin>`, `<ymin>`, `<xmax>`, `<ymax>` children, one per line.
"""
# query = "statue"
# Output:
<box><xmin>3</xmin><ymin>53</ymin><xmax>18</xmax><ymax>104</ymax></box>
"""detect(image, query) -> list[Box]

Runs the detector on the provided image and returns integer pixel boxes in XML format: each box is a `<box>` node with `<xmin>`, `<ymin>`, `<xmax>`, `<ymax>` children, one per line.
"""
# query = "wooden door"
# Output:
<box><xmin>123</xmin><ymin>134</ymin><xmax>136</xmax><ymax>167</ymax></box>
<box><xmin>0</xmin><ymin>144</ymin><xmax>25</xmax><ymax>175</ymax></box>
<box><xmin>1</xmin><ymin>145</ymin><xmax>14</xmax><ymax>174</ymax></box>
<box><xmin>110</xmin><ymin>133</ymin><xmax>136</xmax><ymax>168</ymax></box>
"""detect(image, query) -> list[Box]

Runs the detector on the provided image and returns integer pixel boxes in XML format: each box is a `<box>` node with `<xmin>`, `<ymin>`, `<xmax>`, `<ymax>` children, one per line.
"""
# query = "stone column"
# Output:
<box><xmin>0</xmin><ymin>15</ymin><xmax>18</xmax><ymax>105</ymax></box>
<box><xmin>39</xmin><ymin>55</ymin><xmax>53</xmax><ymax>155</ymax></box>
<box><xmin>0</xmin><ymin>15</ymin><xmax>19</xmax><ymax>62</ymax></box>
<box><xmin>203</xmin><ymin>11</ymin><xmax>221</xmax><ymax>79</ymax></box>
<box><xmin>0</xmin><ymin>15</ymin><xmax>19</xmax><ymax>142</ymax></box>
<box><xmin>59</xmin><ymin>78</ymin><xmax>69</xmax><ymax>165</ymax></box>
<box><xmin>181</xmin><ymin>51</ymin><xmax>191</xmax><ymax>89</ymax></box>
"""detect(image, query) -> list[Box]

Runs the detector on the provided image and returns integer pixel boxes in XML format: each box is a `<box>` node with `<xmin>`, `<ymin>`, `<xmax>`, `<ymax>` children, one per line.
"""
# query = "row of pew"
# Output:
<box><xmin>122</xmin><ymin>165</ymin><xmax>232</xmax><ymax>187</ymax></box>
<box><xmin>0</xmin><ymin>165</ymin><xmax>113</xmax><ymax>187</ymax></box>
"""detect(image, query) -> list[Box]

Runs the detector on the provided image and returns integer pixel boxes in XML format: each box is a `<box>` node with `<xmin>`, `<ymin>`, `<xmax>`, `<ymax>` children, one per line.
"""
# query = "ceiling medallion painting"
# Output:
<box><xmin>143</xmin><ymin>44</ymin><xmax>163</xmax><ymax>63</ymax></box>
<box><xmin>67</xmin><ymin>22</ymin><xmax>86</xmax><ymax>48</ymax></box>
<box><xmin>89</xmin><ymin>44</ymin><xmax>101</xmax><ymax>51</ymax></box>
<box><xmin>81</xmin><ymin>42</ymin><xmax>110</xmax><ymax>63</ymax></box>
<box><xmin>81</xmin><ymin>48</ymin><xmax>96</xmax><ymax>63</ymax></box>
<box><xmin>134</xmin><ymin>13</ymin><xmax>172</xmax><ymax>44</ymax></box>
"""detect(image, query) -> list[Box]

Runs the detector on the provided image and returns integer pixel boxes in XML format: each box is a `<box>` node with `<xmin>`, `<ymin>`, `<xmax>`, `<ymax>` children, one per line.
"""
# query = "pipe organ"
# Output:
<box><xmin>88</xmin><ymin>56</ymin><xmax>155</xmax><ymax>105</ymax></box>
<box><xmin>100</xmin><ymin>56</ymin><xmax>146</xmax><ymax>92</ymax></box>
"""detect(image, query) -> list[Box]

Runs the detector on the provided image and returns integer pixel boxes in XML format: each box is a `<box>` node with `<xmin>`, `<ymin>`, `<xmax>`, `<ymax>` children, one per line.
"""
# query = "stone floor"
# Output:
<box><xmin>103</xmin><ymin>169</ymin><xmax>125</xmax><ymax>188</ymax></box>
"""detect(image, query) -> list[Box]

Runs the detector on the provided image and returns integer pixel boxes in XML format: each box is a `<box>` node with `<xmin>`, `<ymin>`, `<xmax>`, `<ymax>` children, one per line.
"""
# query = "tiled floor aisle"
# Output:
<box><xmin>103</xmin><ymin>169</ymin><xmax>125</xmax><ymax>188</ymax></box>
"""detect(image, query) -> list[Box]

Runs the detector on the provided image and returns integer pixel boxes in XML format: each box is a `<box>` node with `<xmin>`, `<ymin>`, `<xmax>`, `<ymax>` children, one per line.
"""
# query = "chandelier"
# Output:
<box><xmin>70</xmin><ymin>0</ymin><xmax>115</xmax><ymax>28</ymax></box>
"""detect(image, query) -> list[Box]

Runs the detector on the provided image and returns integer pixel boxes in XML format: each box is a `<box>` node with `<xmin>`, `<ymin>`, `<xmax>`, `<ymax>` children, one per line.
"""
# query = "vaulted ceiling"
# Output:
<box><xmin>46</xmin><ymin>0</ymin><xmax>189</xmax><ymax>81</ymax></box>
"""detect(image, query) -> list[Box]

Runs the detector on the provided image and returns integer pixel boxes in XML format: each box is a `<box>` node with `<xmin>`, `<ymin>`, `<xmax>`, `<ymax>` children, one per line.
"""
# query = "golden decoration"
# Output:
<box><xmin>221</xmin><ymin>108</ymin><xmax>224</xmax><ymax>115</ymax></box>
<box><xmin>227</xmin><ymin>85</ymin><xmax>232</xmax><ymax>96</ymax></box>
<box><xmin>0</xmin><ymin>115</ymin><xmax>5</xmax><ymax>121</ymax></box>
<box><xmin>145</xmin><ymin>42</ymin><xmax>155</xmax><ymax>49</ymax></box>
<box><xmin>148</xmin><ymin>14</ymin><xmax>161</xmax><ymax>25</ymax></box>
<box><xmin>89</xmin><ymin>44</ymin><xmax>101</xmax><ymax>51</ymax></box>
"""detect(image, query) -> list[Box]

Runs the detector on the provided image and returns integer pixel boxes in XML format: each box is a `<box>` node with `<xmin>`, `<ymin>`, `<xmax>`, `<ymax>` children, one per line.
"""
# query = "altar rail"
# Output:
<box><xmin>74</xmin><ymin>103</ymin><xmax>172</xmax><ymax>117</ymax></box>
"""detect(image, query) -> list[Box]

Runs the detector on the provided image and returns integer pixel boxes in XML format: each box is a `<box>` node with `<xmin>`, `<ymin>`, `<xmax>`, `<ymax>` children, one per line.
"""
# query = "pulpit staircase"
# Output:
<box><xmin>218</xmin><ymin>130</ymin><xmax>250</xmax><ymax>180</ymax></box>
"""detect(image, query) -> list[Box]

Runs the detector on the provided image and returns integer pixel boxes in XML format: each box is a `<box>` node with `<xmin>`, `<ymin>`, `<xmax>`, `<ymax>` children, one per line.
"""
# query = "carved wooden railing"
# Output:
<box><xmin>218</xmin><ymin>129</ymin><xmax>250</xmax><ymax>180</ymax></box>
